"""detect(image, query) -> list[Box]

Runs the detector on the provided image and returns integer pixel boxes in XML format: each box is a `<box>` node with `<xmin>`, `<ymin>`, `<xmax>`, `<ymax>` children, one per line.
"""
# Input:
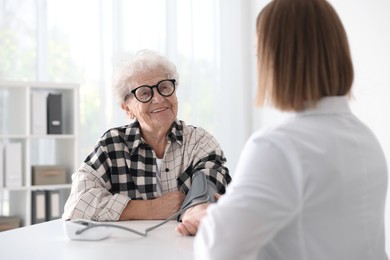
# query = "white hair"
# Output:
<box><xmin>113</xmin><ymin>49</ymin><xmax>179</xmax><ymax>103</ymax></box>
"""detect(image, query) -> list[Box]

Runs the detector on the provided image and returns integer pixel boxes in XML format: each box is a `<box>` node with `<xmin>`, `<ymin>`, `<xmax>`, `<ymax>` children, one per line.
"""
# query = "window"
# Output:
<box><xmin>0</xmin><ymin>0</ymin><xmax>252</xmax><ymax>170</ymax></box>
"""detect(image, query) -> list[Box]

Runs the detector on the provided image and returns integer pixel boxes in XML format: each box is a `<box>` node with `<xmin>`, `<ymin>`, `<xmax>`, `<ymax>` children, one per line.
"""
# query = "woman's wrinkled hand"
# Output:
<box><xmin>151</xmin><ymin>191</ymin><xmax>185</xmax><ymax>219</ymax></box>
<box><xmin>175</xmin><ymin>202</ymin><xmax>210</xmax><ymax>236</ymax></box>
<box><xmin>175</xmin><ymin>193</ymin><xmax>221</xmax><ymax>236</ymax></box>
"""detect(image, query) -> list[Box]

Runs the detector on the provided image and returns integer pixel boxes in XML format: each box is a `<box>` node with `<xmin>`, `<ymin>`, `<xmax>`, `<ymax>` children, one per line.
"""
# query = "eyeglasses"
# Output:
<box><xmin>123</xmin><ymin>79</ymin><xmax>176</xmax><ymax>103</ymax></box>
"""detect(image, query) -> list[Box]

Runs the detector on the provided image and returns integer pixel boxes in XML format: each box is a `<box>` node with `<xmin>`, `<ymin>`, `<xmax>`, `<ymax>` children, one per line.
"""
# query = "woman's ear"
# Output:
<box><xmin>121</xmin><ymin>103</ymin><xmax>135</xmax><ymax>119</ymax></box>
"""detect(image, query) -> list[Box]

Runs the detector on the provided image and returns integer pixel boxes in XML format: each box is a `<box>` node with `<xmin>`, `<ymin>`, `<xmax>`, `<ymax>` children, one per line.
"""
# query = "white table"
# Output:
<box><xmin>0</xmin><ymin>219</ymin><xmax>194</xmax><ymax>260</ymax></box>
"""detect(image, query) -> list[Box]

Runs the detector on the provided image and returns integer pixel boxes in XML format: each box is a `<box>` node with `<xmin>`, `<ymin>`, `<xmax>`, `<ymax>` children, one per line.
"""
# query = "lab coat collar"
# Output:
<box><xmin>296</xmin><ymin>96</ymin><xmax>352</xmax><ymax>116</ymax></box>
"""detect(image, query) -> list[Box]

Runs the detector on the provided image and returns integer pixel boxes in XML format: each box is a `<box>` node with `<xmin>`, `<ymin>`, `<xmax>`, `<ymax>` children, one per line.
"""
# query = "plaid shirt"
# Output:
<box><xmin>63</xmin><ymin>119</ymin><xmax>231</xmax><ymax>221</ymax></box>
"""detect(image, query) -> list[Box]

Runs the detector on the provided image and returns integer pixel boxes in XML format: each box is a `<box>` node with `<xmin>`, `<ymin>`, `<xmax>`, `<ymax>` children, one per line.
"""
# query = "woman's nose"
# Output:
<box><xmin>151</xmin><ymin>88</ymin><xmax>164</xmax><ymax>103</ymax></box>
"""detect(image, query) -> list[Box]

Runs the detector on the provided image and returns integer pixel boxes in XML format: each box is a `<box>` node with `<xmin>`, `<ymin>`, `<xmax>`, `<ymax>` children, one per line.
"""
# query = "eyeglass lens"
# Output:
<box><xmin>134</xmin><ymin>80</ymin><xmax>175</xmax><ymax>102</ymax></box>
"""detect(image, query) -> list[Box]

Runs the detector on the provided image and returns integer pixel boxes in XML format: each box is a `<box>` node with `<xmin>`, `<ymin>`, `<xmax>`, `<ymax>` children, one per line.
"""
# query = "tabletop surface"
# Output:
<box><xmin>0</xmin><ymin>219</ymin><xmax>194</xmax><ymax>260</ymax></box>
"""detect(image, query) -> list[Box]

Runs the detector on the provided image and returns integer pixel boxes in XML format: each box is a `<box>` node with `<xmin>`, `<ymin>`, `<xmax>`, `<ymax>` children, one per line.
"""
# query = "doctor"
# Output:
<box><xmin>184</xmin><ymin>0</ymin><xmax>388</xmax><ymax>259</ymax></box>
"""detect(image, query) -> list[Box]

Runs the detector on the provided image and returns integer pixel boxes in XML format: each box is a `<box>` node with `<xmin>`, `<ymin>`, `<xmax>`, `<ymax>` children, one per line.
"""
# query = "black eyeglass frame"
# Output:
<box><xmin>123</xmin><ymin>79</ymin><xmax>176</xmax><ymax>103</ymax></box>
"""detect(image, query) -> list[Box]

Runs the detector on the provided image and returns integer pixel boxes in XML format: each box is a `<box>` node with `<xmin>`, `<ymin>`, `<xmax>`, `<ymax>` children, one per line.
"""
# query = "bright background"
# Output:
<box><xmin>0</xmin><ymin>0</ymin><xmax>389</xmax><ymax>253</ymax></box>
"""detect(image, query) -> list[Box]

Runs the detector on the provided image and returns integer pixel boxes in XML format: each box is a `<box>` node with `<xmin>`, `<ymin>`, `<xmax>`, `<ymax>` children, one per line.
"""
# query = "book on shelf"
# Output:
<box><xmin>31</xmin><ymin>91</ymin><xmax>48</xmax><ymax>135</ymax></box>
<box><xmin>4</xmin><ymin>142</ymin><xmax>22</xmax><ymax>188</ymax></box>
<box><xmin>47</xmin><ymin>93</ymin><xmax>63</xmax><ymax>134</ymax></box>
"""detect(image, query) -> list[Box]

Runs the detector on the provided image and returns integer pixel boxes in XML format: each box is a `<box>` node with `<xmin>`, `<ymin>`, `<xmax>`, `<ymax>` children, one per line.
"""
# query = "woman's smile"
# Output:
<box><xmin>150</xmin><ymin>106</ymin><xmax>169</xmax><ymax>114</ymax></box>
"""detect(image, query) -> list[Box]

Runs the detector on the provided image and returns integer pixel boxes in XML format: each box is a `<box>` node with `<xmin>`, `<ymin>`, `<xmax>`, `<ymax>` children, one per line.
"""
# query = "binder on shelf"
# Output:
<box><xmin>31</xmin><ymin>92</ymin><xmax>47</xmax><ymax>135</ymax></box>
<box><xmin>5</xmin><ymin>142</ymin><xmax>22</xmax><ymax>188</ymax></box>
<box><xmin>0</xmin><ymin>143</ymin><xmax>4</xmax><ymax>188</ymax></box>
<box><xmin>0</xmin><ymin>90</ymin><xmax>7</xmax><ymax>135</ymax></box>
<box><xmin>31</xmin><ymin>190</ymin><xmax>46</xmax><ymax>224</ymax></box>
<box><xmin>46</xmin><ymin>190</ymin><xmax>61</xmax><ymax>220</ymax></box>
<box><xmin>47</xmin><ymin>93</ymin><xmax>62</xmax><ymax>134</ymax></box>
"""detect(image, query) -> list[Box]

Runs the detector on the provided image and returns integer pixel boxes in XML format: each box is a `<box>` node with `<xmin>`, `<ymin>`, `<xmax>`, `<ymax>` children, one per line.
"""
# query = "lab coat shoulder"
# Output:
<box><xmin>235</xmin><ymin>120</ymin><xmax>306</xmax><ymax>204</ymax></box>
<box><xmin>232</xmin><ymin>120</ymin><xmax>304</xmax><ymax>212</ymax></box>
<box><xmin>243</xmin><ymin>118</ymin><xmax>300</xmax><ymax>161</ymax></box>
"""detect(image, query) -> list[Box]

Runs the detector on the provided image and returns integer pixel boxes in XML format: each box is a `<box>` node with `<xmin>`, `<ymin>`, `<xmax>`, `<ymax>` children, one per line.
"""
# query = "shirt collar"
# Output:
<box><xmin>125</xmin><ymin>119</ymin><xmax>184</xmax><ymax>149</ymax></box>
<box><xmin>168</xmin><ymin>119</ymin><xmax>184</xmax><ymax>145</ymax></box>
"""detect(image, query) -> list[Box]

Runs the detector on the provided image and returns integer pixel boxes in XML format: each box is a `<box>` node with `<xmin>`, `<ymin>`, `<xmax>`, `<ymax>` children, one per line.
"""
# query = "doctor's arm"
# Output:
<box><xmin>193</xmin><ymin>138</ymin><xmax>300</xmax><ymax>260</ymax></box>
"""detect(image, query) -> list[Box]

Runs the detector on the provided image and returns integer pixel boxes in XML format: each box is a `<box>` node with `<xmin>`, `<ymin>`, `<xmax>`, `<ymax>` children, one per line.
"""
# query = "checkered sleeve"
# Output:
<box><xmin>62</xmin><ymin>164</ymin><xmax>130</xmax><ymax>221</ymax></box>
<box><xmin>62</xmin><ymin>133</ymin><xmax>130</xmax><ymax>221</ymax></box>
<box><xmin>178</xmin><ymin>126</ymin><xmax>232</xmax><ymax>194</ymax></box>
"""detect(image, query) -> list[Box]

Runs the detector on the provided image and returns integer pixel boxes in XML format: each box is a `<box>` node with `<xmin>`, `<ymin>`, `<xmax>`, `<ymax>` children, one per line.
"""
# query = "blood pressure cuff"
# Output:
<box><xmin>177</xmin><ymin>171</ymin><xmax>218</xmax><ymax>221</ymax></box>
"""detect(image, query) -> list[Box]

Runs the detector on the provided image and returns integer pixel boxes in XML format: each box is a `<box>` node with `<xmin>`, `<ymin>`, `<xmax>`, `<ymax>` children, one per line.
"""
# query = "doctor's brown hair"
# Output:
<box><xmin>255</xmin><ymin>0</ymin><xmax>354</xmax><ymax>111</ymax></box>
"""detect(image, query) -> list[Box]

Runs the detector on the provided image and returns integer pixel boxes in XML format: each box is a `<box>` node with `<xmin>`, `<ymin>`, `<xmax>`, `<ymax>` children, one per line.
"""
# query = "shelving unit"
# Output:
<box><xmin>0</xmin><ymin>81</ymin><xmax>79</xmax><ymax>227</ymax></box>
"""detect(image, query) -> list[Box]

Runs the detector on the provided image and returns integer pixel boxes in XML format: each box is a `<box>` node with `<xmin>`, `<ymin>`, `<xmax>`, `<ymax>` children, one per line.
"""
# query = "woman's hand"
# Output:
<box><xmin>175</xmin><ymin>203</ymin><xmax>209</xmax><ymax>236</ymax></box>
<box><xmin>175</xmin><ymin>194</ymin><xmax>221</xmax><ymax>236</ymax></box>
<box><xmin>151</xmin><ymin>191</ymin><xmax>185</xmax><ymax>219</ymax></box>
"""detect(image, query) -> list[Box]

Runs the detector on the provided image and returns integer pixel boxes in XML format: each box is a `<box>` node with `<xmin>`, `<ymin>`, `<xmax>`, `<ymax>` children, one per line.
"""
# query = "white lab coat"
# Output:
<box><xmin>194</xmin><ymin>96</ymin><xmax>388</xmax><ymax>260</ymax></box>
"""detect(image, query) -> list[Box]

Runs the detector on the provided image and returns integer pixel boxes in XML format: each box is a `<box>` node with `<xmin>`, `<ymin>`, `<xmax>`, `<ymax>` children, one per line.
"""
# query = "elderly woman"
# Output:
<box><xmin>62</xmin><ymin>50</ymin><xmax>231</xmax><ymax>222</ymax></box>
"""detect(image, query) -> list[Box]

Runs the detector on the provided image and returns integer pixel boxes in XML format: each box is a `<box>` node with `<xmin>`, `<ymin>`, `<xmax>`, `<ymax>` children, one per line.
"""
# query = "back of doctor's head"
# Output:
<box><xmin>255</xmin><ymin>0</ymin><xmax>354</xmax><ymax>111</ymax></box>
